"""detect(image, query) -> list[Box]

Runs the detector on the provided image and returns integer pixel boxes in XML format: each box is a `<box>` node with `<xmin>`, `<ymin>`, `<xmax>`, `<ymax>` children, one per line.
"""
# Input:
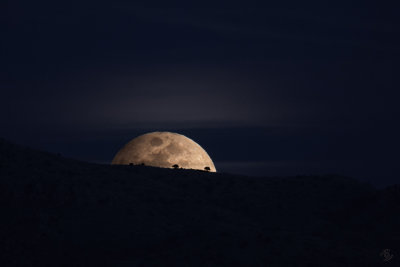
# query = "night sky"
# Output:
<box><xmin>2</xmin><ymin>1</ymin><xmax>400</xmax><ymax>187</ymax></box>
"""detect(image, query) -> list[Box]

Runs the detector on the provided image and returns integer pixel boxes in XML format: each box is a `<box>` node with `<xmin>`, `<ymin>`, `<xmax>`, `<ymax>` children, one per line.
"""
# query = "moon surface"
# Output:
<box><xmin>111</xmin><ymin>132</ymin><xmax>216</xmax><ymax>172</ymax></box>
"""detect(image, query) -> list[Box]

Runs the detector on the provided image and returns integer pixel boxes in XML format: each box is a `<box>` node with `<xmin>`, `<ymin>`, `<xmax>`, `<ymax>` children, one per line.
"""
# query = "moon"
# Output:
<box><xmin>111</xmin><ymin>132</ymin><xmax>216</xmax><ymax>172</ymax></box>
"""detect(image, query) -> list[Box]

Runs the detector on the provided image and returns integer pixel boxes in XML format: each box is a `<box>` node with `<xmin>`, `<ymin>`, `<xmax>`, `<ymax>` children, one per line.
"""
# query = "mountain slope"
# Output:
<box><xmin>0</xmin><ymin>138</ymin><xmax>398</xmax><ymax>266</ymax></box>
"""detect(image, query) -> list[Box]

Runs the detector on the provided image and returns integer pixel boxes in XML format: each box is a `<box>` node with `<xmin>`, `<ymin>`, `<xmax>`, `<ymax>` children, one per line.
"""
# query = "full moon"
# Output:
<box><xmin>111</xmin><ymin>132</ymin><xmax>216</xmax><ymax>172</ymax></box>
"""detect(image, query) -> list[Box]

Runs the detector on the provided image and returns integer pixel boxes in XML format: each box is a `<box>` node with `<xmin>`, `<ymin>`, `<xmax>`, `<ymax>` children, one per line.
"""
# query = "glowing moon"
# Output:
<box><xmin>111</xmin><ymin>132</ymin><xmax>216</xmax><ymax>172</ymax></box>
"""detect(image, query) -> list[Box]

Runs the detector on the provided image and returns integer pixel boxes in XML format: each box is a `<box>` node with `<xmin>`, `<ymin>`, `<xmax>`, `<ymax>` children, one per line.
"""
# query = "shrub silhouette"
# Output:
<box><xmin>172</xmin><ymin>164</ymin><xmax>179</xmax><ymax>169</ymax></box>
<box><xmin>204</xmin><ymin>166</ymin><xmax>211</xmax><ymax>172</ymax></box>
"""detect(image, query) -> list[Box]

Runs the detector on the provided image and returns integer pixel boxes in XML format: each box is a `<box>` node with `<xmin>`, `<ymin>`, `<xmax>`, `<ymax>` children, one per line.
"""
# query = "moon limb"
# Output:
<box><xmin>111</xmin><ymin>132</ymin><xmax>216</xmax><ymax>172</ymax></box>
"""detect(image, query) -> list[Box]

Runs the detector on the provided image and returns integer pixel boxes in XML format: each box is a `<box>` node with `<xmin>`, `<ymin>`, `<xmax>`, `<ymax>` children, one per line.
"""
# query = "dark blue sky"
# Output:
<box><xmin>2</xmin><ymin>1</ymin><xmax>400</xmax><ymax>186</ymax></box>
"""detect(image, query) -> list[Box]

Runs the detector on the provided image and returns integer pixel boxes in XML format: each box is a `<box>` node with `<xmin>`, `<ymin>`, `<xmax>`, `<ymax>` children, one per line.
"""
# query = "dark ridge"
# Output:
<box><xmin>0</xmin><ymin>138</ymin><xmax>398</xmax><ymax>266</ymax></box>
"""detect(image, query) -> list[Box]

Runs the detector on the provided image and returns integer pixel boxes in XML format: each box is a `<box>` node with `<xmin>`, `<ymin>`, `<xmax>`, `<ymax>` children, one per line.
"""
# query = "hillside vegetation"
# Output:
<box><xmin>0</xmin><ymin>138</ymin><xmax>399</xmax><ymax>266</ymax></box>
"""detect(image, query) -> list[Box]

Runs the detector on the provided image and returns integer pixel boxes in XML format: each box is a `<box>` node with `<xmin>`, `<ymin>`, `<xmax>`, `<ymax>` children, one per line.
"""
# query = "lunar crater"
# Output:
<box><xmin>150</xmin><ymin>137</ymin><xmax>163</xmax><ymax>147</ymax></box>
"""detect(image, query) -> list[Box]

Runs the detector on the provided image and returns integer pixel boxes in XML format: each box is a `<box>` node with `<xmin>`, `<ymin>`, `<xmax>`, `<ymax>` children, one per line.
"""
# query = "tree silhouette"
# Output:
<box><xmin>172</xmin><ymin>164</ymin><xmax>179</xmax><ymax>169</ymax></box>
<box><xmin>204</xmin><ymin>166</ymin><xmax>210</xmax><ymax>172</ymax></box>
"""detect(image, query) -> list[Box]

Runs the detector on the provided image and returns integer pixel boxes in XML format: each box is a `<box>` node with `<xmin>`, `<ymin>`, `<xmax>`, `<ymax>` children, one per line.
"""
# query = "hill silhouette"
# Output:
<box><xmin>0</xmin><ymin>138</ymin><xmax>399</xmax><ymax>266</ymax></box>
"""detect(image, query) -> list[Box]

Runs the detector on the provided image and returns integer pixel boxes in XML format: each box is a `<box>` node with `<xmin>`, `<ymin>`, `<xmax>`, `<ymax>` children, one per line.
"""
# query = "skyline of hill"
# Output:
<box><xmin>0</xmin><ymin>138</ymin><xmax>399</xmax><ymax>266</ymax></box>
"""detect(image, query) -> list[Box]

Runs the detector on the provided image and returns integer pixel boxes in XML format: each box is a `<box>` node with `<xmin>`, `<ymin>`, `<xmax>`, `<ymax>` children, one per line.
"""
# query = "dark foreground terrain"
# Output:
<box><xmin>0</xmin><ymin>138</ymin><xmax>399</xmax><ymax>266</ymax></box>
